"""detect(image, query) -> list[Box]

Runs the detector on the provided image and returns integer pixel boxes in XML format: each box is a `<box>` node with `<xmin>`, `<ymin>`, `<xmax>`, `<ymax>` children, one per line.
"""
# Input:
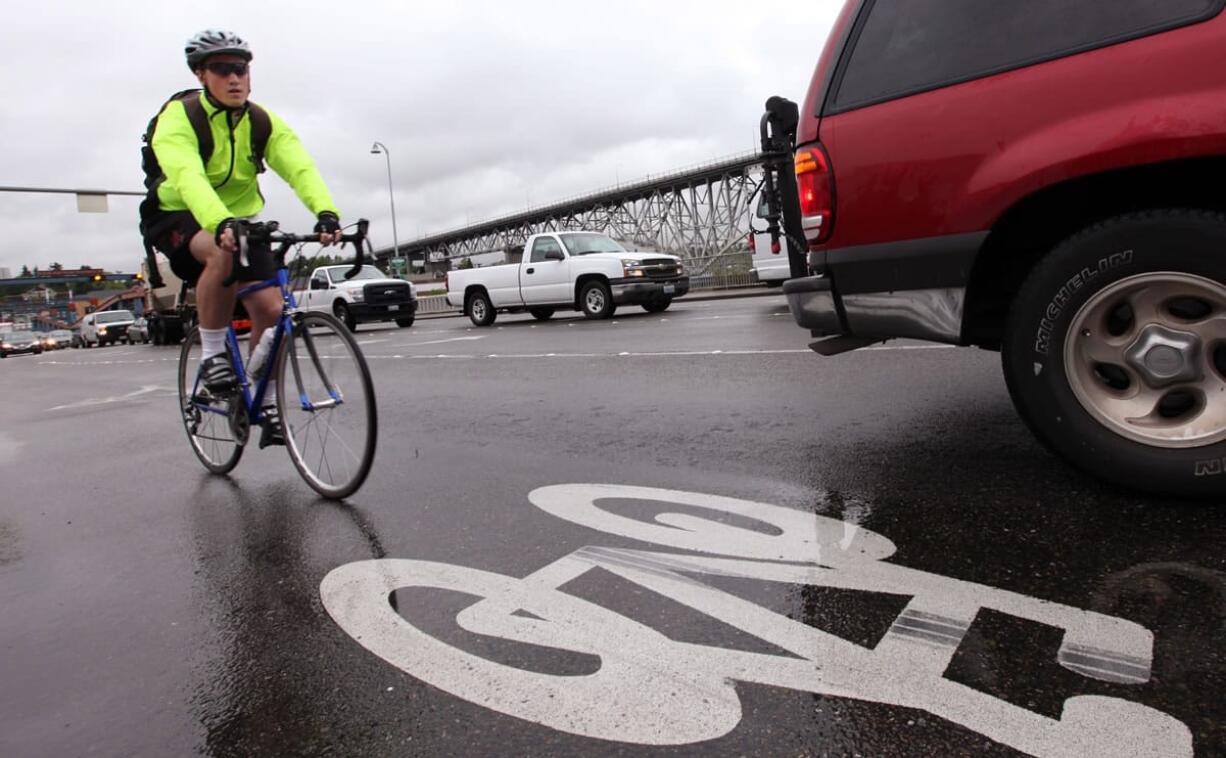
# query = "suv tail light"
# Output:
<box><xmin>795</xmin><ymin>146</ymin><xmax>833</xmax><ymax>247</ymax></box>
<box><xmin>748</xmin><ymin>233</ymin><xmax>756</xmax><ymax>253</ymax></box>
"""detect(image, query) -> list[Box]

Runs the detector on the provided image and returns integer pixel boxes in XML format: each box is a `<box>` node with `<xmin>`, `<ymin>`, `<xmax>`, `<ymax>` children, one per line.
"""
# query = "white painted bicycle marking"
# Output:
<box><xmin>322</xmin><ymin>485</ymin><xmax>1190</xmax><ymax>756</ymax></box>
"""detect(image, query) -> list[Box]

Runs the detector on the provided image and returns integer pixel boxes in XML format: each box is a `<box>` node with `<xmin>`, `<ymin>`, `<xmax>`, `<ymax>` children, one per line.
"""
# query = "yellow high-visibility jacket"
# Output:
<box><xmin>151</xmin><ymin>92</ymin><xmax>339</xmax><ymax>234</ymax></box>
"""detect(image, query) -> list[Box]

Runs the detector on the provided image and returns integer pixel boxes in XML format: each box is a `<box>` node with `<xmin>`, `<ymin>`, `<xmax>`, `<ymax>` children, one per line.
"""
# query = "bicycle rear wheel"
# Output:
<box><xmin>276</xmin><ymin>312</ymin><xmax>377</xmax><ymax>499</ymax></box>
<box><xmin>178</xmin><ymin>326</ymin><xmax>244</xmax><ymax>474</ymax></box>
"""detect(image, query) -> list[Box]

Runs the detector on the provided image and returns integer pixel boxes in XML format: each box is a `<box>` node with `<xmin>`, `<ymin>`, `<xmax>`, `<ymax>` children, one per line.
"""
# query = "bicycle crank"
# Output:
<box><xmin>228</xmin><ymin>394</ymin><xmax>251</xmax><ymax>445</ymax></box>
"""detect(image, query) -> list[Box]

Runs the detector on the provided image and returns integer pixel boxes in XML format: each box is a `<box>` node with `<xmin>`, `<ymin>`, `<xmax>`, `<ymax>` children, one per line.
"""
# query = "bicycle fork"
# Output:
<box><xmin>287</xmin><ymin>316</ymin><xmax>345</xmax><ymax>411</ymax></box>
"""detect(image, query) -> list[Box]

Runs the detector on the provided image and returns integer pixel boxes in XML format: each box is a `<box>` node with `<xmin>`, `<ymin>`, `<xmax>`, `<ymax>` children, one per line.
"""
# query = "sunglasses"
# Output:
<box><xmin>204</xmin><ymin>61</ymin><xmax>249</xmax><ymax>77</ymax></box>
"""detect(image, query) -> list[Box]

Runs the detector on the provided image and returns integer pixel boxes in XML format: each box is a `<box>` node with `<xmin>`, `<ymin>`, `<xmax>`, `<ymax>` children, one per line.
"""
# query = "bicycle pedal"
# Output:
<box><xmin>258</xmin><ymin>424</ymin><xmax>286</xmax><ymax>449</ymax></box>
<box><xmin>258</xmin><ymin>407</ymin><xmax>285</xmax><ymax>448</ymax></box>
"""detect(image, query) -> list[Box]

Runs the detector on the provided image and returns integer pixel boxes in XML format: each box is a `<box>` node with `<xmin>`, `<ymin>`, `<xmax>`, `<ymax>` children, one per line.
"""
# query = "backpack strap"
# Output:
<box><xmin>246</xmin><ymin>102</ymin><xmax>272</xmax><ymax>174</ymax></box>
<box><xmin>177</xmin><ymin>92</ymin><xmax>213</xmax><ymax>168</ymax></box>
<box><xmin>140</xmin><ymin>89</ymin><xmax>207</xmax><ymax>232</ymax></box>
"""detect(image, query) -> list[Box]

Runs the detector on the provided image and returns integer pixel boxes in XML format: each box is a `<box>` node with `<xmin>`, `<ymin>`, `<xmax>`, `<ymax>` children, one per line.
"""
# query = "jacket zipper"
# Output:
<box><xmin>209</xmin><ymin>106</ymin><xmax>246</xmax><ymax>190</ymax></box>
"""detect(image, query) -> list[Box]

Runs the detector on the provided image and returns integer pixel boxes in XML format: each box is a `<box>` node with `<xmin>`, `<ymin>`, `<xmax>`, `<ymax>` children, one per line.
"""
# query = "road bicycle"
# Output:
<box><xmin>178</xmin><ymin>219</ymin><xmax>377</xmax><ymax>499</ymax></box>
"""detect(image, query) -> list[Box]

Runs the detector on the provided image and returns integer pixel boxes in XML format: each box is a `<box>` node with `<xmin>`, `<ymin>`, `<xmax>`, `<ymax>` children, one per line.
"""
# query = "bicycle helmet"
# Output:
<box><xmin>184</xmin><ymin>29</ymin><xmax>252</xmax><ymax>71</ymax></box>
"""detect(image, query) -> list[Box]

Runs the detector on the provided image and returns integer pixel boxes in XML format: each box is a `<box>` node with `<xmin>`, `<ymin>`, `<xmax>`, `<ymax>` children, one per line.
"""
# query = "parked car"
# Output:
<box><xmin>126</xmin><ymin>317</ymin><xmax>150</xmax><ymax>344</ymax></box>
<box><xmin>76</xmin><ymin>309</ymin><xmax>136</xmax><ymax>348</ymax></box>
<box><xmin>0</xmin><ymin>330</ymin><xmax>43</xmax><ymax>358</ymax></box>
<box><xmin>769</xmin><ymin>0</ymin><xmax>1226</xmax><ymax>497</ymax></box>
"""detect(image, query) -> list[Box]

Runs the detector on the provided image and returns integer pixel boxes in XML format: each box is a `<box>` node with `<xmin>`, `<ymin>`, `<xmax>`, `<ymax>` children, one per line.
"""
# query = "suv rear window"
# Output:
<box><xmin>832</xmin><ymin>0</ymin><xmax>1224</xmax><ymax>112</ymax></box>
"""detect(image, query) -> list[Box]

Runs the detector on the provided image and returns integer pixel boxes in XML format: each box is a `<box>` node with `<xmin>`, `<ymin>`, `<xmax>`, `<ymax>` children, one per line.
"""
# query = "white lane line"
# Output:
<box><xmin>360</xmin><ymin>344</ymin><xmax>959</xmax><ymax>361</ymax></box>
<box><xmin>39</xmin><ymin>358</ymin><xmax>172</xmax><ymax>366</ymax></box>
<box><xmin>394</xmin><ymin>336</ymin><xmax>488</xmax><ymax>347</ymax></box>
<box><xmin>364</xmin><ymin>349</ymin><xmax>808</xmax><ymax>361</ymax></box>
<box><xmin>34</xmin><ymin>343</ymin><xmax>956</xmax><ymax>367</ymax></box>
<box><xmin>47</xmin><ymin>385</ymin><xmax>177</xmax><ymax>411</ymax></box>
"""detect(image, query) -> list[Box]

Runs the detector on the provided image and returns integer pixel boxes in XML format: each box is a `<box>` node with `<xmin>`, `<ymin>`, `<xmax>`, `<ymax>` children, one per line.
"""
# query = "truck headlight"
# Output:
<box><xmin>621</xmin><ymin>259</ymin><xmax>646</xmax><ymax>278</ymax></box>
<box><xmin>97</xmin><ymin>327</ymin><xmax>107</xmax><ymax>335</ymax></box>
<box><xmin>351</xmin><ymin>290</ymin><xmax>365</xmax><ymax>303</ymax></box>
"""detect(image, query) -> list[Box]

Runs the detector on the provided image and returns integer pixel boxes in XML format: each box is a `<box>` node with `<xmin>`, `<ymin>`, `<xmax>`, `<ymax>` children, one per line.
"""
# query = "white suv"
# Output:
<box><xmin>76</xmin><ymin>309</ymin><xmax>136</xmax><ymax>348</ymax></box>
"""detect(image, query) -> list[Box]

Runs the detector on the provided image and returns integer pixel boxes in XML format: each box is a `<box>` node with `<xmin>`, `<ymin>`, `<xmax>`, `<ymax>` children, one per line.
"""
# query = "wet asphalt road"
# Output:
<box><xmin>0</xmin><ymin>293</ymin><xmax>1222</xmax><ymax>757</ymax></box>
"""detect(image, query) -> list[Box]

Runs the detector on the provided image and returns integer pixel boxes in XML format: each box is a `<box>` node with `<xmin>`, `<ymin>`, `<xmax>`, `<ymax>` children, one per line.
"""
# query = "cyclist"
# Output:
<box><xmin>142</xmin><ymin>29</ymin><xmax>342</xmax><ymax>447</ymax></box>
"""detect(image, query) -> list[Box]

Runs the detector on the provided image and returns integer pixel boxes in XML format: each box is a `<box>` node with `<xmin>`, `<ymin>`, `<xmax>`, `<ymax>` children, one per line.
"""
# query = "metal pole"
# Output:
<box><xmin>371</xmin><ymin>142</ymin><xmax>400</xmax><ymax>271</ymax></box>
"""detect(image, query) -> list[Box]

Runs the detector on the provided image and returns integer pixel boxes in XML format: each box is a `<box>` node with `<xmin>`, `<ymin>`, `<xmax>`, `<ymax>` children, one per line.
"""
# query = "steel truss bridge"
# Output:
<box><xmin>378</xmin><ymin>152</ymin><xmax>767</xmax><ymax>274</ymax></box>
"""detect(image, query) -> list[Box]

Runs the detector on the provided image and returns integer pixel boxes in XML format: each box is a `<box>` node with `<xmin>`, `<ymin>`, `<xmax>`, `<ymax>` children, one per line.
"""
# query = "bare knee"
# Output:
<box><xmin>189</xmin><ymin>231</ymin><xmax>232</xmax><ymax>279</ymax></box>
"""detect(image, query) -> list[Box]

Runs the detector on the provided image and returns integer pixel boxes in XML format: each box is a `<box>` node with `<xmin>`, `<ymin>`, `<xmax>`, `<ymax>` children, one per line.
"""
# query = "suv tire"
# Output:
<box><xmin>1003</xmin><ymin>209</ymin><xmax>1226</xmax><ymax>498</ymax></box>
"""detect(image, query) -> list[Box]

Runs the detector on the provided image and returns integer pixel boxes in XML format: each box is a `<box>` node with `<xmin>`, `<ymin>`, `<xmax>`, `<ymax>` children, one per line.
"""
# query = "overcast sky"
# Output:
<box><xmin>0</xmin><ymin>0</ymin><xmax>839</xmax><ymax>275</ymax></box>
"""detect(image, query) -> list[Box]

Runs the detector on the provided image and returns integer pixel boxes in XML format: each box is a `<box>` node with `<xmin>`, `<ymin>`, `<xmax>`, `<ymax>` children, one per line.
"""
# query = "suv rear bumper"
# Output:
<box><xmin>784</xmin><ymin>232</ymin><xmax>984</xmax><ymax>344</ymax></box>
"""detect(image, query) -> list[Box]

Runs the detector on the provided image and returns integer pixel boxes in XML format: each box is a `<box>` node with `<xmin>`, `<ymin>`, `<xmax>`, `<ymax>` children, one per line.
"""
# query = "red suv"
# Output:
<box><xmin>766</xmin><ymin>0</ymin><xmax>1226</xmax><ymax>497</ymax></box>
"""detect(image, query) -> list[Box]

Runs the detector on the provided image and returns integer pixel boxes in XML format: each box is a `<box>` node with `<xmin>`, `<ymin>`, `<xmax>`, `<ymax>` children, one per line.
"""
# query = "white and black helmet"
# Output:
<box><xmin>184</xmin><ymin>29</ymin><xmax>252</xmax><ymax>71</ymax></box>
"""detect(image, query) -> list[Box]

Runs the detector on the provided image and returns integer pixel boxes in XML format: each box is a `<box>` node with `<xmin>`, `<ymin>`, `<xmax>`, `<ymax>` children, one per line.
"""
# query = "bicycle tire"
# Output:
<box><xmin>276</xmin><ymin>311</ymin><xmax>377</xmax><ymax>499</ymax></box>
<box><xmin>178</xmin><ymin>326</ymin><xmax>244</xmax><ymax>474</ymax></box>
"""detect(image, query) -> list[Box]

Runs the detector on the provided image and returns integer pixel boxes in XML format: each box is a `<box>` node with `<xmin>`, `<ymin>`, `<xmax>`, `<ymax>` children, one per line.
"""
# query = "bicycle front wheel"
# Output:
<box><xmin>277</xmin><ymin>312</ymin><xmax>377</xmax><ymax>499</ymax></box>
<box><xmin>178</xmin><ymin>326</ymin><xmax>244</xmax><ymax>474</ymax></box>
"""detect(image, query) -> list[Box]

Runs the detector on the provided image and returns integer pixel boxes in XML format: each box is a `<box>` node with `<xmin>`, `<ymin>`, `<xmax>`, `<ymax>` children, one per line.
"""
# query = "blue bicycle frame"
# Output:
<box><xmin>189</xmin><ymin>267</ymin><xmax>296</xmax><ymax>429</ymax></box>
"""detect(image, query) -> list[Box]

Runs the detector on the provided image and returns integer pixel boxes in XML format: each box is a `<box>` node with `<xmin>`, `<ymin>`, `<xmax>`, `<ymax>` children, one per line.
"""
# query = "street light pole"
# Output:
<box><xmin>370</xmin><ymin>141</ymin><xmax>401</xmax><ymax>274</ymax></box>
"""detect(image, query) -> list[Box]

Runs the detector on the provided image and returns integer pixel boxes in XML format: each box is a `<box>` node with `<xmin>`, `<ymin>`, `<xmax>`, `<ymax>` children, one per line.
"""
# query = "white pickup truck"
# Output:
<box><xmin>445</xmin><ymin>232</ymin><xmax>690</xmax><ymax>326</ymax></box>
<box><xmin>295</xmin><ymin>264</ymin><xmax>418</xmax><ymax>331</ymax></box>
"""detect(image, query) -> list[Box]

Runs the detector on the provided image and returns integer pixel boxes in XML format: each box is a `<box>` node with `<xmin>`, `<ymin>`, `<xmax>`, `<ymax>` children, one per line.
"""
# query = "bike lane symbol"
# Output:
<box><xmin>320</xmin><ymin>484</ymin><xmax>1192</xmax><ymax>757</ymax></box>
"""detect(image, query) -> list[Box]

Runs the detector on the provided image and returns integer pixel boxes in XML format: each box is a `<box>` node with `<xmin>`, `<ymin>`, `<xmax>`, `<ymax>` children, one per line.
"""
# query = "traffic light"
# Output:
<box><xmin>134</xmin><ymin>272</ymin><xmax>144</xmax><ymax>281</ymax></box>
<box><xmin>92</xmin><ymin>273</ymin><xmax>104</xmax><ymax>283</ymax></box>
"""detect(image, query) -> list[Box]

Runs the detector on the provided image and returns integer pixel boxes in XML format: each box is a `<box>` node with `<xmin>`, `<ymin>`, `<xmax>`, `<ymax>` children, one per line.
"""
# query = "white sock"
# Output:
<box><xmin>263</xmin><ymin>384</ymin><xmax>277</xmax><ymax>409</ymax></box>
<box><xmin>199</xmin><ymin>328</ymin><xmax>228</xmax><ymax>360</ymax></box>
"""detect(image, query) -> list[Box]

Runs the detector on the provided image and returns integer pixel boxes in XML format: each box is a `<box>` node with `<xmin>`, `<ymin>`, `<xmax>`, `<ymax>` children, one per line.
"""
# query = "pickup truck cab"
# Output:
<box><xmin>445</xmin><ymin>232</ymin><xmax>690</xmax><ymax>326</ymax></box>
<box><xmin>296</xmin><ymin>265</ymin><xmax>417</xmax><ymax>331</ymax></box>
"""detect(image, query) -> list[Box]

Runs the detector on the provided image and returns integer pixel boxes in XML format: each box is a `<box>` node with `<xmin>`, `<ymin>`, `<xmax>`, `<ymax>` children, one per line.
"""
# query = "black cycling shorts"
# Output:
<box><xmin>144</xmin><ymin>210</ymin><xmax>276</xmax><ymax>286</ymax></box>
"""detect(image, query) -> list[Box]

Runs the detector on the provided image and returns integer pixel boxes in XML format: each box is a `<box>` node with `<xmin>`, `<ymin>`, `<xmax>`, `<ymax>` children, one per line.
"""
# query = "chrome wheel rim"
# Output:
<box><xmin>585</xmin><ymin>288</ymin><xmax>605</xmax><ymax>312</ymax></box>
<box><xmin>1064</xmin><ymin>272</ymin><xmax>1226</xmax><ymax>448</ymax></box>
<box><xmin>472</xmin><ymin>298</ymin><xmax>487</xmax><ymax>321</ymax></box>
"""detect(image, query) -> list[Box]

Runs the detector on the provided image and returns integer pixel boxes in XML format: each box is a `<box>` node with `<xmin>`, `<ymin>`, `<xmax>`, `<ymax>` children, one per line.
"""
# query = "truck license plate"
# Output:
<box><xmin>663</xmin><ymin>284</ymin><xmax>675</xmax><ymax>294</ymax></box>
<box><xmin>388</xmin><ymin>304</ymin><xmax>400</xmax><ymax>311</ymax></box>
